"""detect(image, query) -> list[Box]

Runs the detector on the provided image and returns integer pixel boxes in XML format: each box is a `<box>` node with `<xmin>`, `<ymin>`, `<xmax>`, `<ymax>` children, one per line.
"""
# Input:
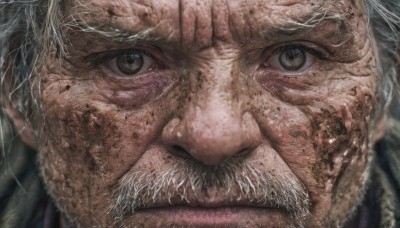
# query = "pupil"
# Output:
<box><xmin>116</xmin><ymin>51</ymin><xmax>144</xmax><ymax>75</ymax></box>
<box><xmin>279</xmin><ymin>48</ymin><xmax>306</xmax><ymax>71</ymax></box>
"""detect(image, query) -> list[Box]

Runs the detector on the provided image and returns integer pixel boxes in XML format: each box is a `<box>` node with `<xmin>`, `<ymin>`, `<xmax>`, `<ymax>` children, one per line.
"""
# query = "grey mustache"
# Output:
<box><xmin>110</xmin><ymin>158</ymin><xmax>310</xmax><ymax>224</ymax></box>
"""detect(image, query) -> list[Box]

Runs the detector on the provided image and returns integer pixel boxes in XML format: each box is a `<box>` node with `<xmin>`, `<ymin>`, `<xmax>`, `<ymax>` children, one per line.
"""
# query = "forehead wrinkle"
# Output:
<box><xmin>64</xmin><ymin>0</ymin><xmax>356</xmax><ymax>51</ymax></box>
<box><xmin>63</xmin><ymin>0</ymin><xmax>181</xmax><ymax>46</ymax></box>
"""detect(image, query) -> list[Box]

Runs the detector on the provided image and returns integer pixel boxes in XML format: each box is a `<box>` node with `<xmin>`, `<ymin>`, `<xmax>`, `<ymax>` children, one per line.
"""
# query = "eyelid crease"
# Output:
<box><xmin>268</xmin><ymin>43</ymin><xmax>330</xmax><ymax>61</ymax></box>
<box><xmin>84</xmin><ymin>47</ymin><xmax>161</xmax><ymax>68</ymax></box>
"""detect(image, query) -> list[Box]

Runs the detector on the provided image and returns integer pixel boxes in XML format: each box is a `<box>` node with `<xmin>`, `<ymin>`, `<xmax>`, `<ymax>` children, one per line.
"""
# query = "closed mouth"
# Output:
<box><xmin>136</xmin><ymin>204</ymin><xmax>288</xmax><ymax>226</ymax></box>
<box><xmin>129</xmin><ymin>193</ymin><xmax>292</xmax><ymax>226</ymax></box>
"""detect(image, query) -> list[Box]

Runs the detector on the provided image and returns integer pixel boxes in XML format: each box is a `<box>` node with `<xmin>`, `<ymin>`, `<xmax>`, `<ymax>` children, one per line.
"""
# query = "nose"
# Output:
<box><xmin>162</xmin><ymin>76</ymin><xmax>261</xmax><ymax>166</ymax></box>
<box><xmin>162</xmin><ymin>110</ymin><xmax>261</xmax><ymax>165</ymax></box>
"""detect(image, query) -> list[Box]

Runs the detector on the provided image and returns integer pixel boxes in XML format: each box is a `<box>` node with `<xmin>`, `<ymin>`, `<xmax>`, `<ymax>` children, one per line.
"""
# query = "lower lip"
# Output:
<box><xmin>136</xmin><ymin>205</ymin><xmax>283</xmax><ymax>226</ymax></box>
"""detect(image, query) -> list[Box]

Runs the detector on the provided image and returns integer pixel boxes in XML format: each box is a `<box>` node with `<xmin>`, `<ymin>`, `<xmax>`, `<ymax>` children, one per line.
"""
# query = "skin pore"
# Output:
<box><xmin>17</xmin><ymin>0</ymin><xmax>382</xmax><ymax>227</ymax></box>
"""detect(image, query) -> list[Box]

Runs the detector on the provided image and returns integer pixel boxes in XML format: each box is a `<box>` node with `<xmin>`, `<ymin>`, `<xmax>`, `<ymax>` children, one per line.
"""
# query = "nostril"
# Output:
<box><xmin>168</xmin><ymin>145</ymin><xmax>192</xmax><ymax>159</ymax></box>
<box><xmin>234</xmin><ymin>148</ymin><xmax>251</xmax><ymax>157</ymax></box>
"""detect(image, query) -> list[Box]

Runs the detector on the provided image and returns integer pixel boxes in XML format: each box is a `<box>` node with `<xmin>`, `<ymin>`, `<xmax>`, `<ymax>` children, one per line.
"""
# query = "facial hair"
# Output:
<box><xmin>110</xmin><ymin>158</ymin><xmax>310</xmax><ymax>227</ymax></box>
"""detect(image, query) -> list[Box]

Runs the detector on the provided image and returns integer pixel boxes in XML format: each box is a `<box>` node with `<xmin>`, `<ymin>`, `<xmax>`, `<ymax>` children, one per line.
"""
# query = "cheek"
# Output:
<box><xmin>306</xmin><ymin>88</ymin><xmax>373</xmax><ymax>189</ymax></box>
<box><xmin>36</xmin><ymin>78</ymin><xmax>172</xmax><ymax>223</ymax></box>
<box><xmin>250</xmin><ymin>83</ymin><xmax>375</xmax><ymax>219</ymax></box>
<box><xmin>301</xmin><ymin>88</ymin><xmax>374</xmax><ymax>222</ymax></box>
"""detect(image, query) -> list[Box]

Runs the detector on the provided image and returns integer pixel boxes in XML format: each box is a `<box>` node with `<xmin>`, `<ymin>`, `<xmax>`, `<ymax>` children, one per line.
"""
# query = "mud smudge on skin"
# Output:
<box><xmin>301</xmin><ymin>88</ymin><xmax>373</xmax><ymax>186</ymax></box>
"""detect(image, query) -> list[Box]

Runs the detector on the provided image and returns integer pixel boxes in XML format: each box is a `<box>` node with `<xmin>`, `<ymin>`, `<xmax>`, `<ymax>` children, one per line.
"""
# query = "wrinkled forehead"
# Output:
<box><xmin>63</xmin><ymin>0</ymin><xmax>366</xmax><ymax>49</ymax></box>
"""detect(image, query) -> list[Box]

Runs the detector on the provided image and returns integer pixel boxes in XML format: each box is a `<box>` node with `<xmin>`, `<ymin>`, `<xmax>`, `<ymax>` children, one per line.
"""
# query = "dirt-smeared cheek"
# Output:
<box><xmin>253</xmin><ymin>68</ymin><xmax>377</xmax><ymax>225</ymax></box>
<box><xmin>38</xmin><ymin>105</ymin><xmax>119</xmax><ymax>219</ymax></box>
<box><xmin>307</xmin><ymin>88</ymin><xmax>373</xmax><ymax>187</ymax></box>
<box><xmin>300</xmin><ymin>85</ymin><xmax>375</xmax><ymax>223</ymax></box>
<box><xmin>36</xmin><ymin>83</ymin><xmax>166</xmax><ymax>226</ymax></box>
<box><xmin>61</xmin><ymin>106</ymin><xmax>121</xmax><ymax>172</ymax></box>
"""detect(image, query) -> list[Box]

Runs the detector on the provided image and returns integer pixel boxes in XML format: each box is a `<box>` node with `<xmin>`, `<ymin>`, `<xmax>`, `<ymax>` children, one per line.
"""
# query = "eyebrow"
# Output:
<box><xmin>71</xmin><ymin>6</ymin><xmax>352</xmax><ymax>48</ymax></box>
<box><xmin>271</xmin><ymin>6</ymin><xmax>349</xmax><ymax>34</ymax></box>
<box><xmin>76</xmin><ymin>24</ymin><xmax>164</xmax><ymax>44</ymax></box>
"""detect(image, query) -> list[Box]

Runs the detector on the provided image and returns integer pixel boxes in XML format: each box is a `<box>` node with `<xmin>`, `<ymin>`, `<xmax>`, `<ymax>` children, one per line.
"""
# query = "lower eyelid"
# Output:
<box><xmin>96</xmin><ymin>72</ymin><xmax>175</xmax><ymax>107</ymax></box>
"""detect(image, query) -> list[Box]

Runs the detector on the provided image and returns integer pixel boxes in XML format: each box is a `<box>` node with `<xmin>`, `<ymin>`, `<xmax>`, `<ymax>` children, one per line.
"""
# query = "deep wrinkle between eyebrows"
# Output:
<box><xmin>65</xmin><ymin>6</ymin><xmax>353</xmax><ymax>54</ymax></box>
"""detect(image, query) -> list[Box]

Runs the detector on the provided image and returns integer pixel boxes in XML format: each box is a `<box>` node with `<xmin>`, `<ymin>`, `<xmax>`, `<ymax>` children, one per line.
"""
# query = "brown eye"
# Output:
<box><xmin>108</xmin><ymin>49</ymin><xmax>156</xmax><ymax>76</ymax></box>
<box><xmin>264</xmin><ymin>46</ymin><xmax>316</xmax><ymax>72</ymax></box>
<box><xmin>279</xmin><ymin>48</ymin><xmax>306</xmax><ymax>71</ymax></box>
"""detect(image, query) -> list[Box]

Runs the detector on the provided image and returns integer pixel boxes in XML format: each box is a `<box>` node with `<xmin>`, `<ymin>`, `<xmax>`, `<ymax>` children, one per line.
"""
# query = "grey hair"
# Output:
<box><xmin>0</xmin><ymin>0</ymin><xmax>62</xmax><ymax>162</ymax></box>
<box><xmin>0</xmin><ymin>0</ymin><xmax>63</xmax><ymax>121</ymax></box>
<box><xmin>366</xmin><ymin>0</ymin><xmax>400</xmax><ymax>117</ymax></box>
<box><xmin>365</xmin><ymin>1</ymin><xmax>400</xmax><ymax>176</ymax></box>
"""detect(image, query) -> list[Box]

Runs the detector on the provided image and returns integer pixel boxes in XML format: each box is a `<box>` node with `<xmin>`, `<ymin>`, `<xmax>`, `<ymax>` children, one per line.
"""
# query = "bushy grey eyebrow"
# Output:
<box><xmin>261</xmin><ymin>6</ymin><xmax>348</xmax><ymax>37</ymax></box>
<box><xmin>69</xmin><ymin>22</ymin><xmax>162</xmax><ymax>46</ymax></box>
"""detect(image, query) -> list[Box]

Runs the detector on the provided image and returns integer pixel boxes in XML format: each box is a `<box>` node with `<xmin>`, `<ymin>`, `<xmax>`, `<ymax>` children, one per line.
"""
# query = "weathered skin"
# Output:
<box><xmin>20</xmin><ymin>0</ymin><xmax>381</xmax><ymax>227</ymax></box>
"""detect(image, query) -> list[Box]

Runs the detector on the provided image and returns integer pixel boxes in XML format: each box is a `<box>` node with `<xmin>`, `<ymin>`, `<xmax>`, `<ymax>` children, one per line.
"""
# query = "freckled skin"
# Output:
<box><xmin>21</xmin><ymin>0</ymin><xmax>381</xmax><ymax>227</ymax></box>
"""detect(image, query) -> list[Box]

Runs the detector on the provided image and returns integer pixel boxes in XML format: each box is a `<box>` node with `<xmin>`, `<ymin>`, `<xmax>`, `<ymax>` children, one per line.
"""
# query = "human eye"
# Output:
<box><xmin>104</xmin><ymin>49</ymin><xmax>161</xmax><ymax>77</ymax></box>
<box><xmin>262</xmin><ymin>44</ymin><xmax>326</xmax><ymax>72</ymax></box>
<box><xmin>84</xmin><ymin>47</ymin><xmax>166</xmax><ymax>78</ymax></box>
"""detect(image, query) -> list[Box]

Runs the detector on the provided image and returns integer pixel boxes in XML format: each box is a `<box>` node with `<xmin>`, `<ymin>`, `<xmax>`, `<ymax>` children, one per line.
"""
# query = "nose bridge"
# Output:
<box><xmin>189</xmin><ymin>57</ymin><xmax>241</xmax><ymax>137</ymax></box>
<box><xmin>207</xmin><ymin>71</ymin><xmax>238</xmax><ymax>113</ymax></box>
<box><xmin>184</xmin><ymin>59</ymin><xmax>244</xmax><ymax>164</ymax></box>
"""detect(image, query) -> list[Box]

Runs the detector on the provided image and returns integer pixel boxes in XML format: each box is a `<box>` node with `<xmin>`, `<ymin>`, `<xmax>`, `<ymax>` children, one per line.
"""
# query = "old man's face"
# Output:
<box><xmin>29</xmin><ymin>0</ymin><xmax>380</xmax><ymax>227</ymax></box>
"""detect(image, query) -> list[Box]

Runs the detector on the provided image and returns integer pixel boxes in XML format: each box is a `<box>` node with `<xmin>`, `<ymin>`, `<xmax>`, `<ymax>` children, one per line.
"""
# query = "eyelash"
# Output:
<box><xmin>270</xmin><ymin>44</ymin><xmax>327</xmax><ymax>60</ymax></box>
<box><xmin>85</xmin><ymin>49</ymin><xmax>156</xmax><ymax>68</ymax></box>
